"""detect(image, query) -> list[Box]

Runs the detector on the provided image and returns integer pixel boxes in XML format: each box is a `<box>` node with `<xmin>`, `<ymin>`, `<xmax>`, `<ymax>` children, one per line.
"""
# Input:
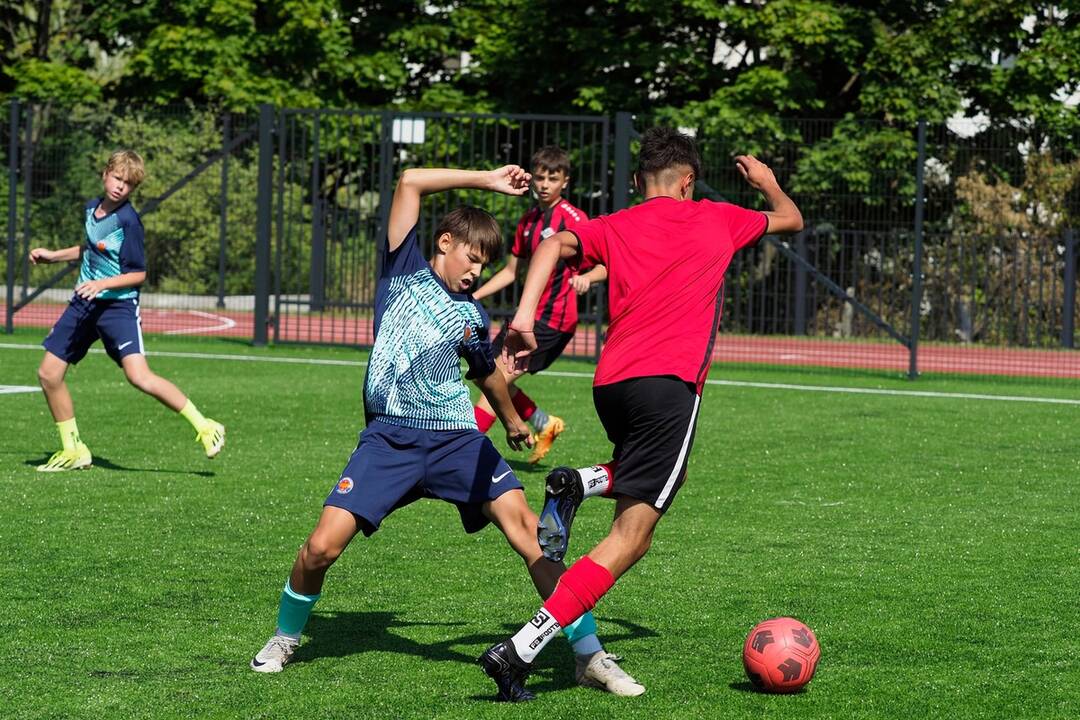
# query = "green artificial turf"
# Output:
<box><xmin>1</xmin><ymin>331</ymin><xmax>1076</xmax><ymax>719</ymax></box>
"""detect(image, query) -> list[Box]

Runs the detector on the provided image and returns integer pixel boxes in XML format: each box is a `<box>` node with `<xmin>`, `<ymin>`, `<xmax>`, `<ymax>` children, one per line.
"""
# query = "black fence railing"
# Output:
<box><xmin>3</xmin><ymin>101</ymin><xmax>1078</xmax><ymax>380</ymax></box>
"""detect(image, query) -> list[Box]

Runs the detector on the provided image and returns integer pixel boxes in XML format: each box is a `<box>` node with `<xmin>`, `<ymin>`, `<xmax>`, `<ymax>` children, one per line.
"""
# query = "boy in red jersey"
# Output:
<box><xmin>472</xmin><ymin>146</ymin><xmax>607</xmax><ymax>464</ymax></box>
<box><xmin>477</xmin><ymin>127</ymin><xmax>803</xmax><ymax>701</ymax></box>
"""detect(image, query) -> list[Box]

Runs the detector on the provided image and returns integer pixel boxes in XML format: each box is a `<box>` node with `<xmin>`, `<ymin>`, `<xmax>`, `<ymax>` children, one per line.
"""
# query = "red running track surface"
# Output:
<box><xmin>5</xmin><ymin>302</ymin><xmax>1079</xmax><ymax>378</ymax></box>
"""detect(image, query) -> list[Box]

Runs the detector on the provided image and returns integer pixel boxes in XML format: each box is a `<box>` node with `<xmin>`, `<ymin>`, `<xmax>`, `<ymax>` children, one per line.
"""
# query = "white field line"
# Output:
<box><xmin>161</xmin><ymin>310</ymin><xmax>237</xmax><ymax>336</ymax></box>
<box><xmin>2</xmin><ymin>342</ymin><xmax>1079</xmax><ymax>405</ymax></box>
<box><xmin>0</xmin><ymin>385</ymin><xmax>40</xmax><ymax>394</ymax></box>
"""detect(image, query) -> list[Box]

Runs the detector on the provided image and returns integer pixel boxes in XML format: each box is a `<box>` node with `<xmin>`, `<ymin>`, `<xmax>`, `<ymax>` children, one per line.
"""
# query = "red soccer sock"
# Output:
<box><xmin>474</xmin><ymin>405</ymin><xmax>496</xmax><ymax>433</ymax></box>
<box><xmin>542</xmin><ymin>557</ymin><xmax>616</xmax><ymax>627</ymax></box>
<box><xmin>511</xmin><ymin>390</ymin><xmax>537</xmax><ymax>422</ymax></box>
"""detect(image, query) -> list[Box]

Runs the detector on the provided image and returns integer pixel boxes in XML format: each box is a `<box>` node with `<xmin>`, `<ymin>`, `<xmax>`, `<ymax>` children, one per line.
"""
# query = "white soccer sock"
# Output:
<box><xmin>509</xmin><ymin>607</ymin><xmax>562</xmax><ymax>664</ymax></box>
<box><xmin>578</xmin><ymin>465</ymin><xmax>612</xmax><ymax>498</ymax></box>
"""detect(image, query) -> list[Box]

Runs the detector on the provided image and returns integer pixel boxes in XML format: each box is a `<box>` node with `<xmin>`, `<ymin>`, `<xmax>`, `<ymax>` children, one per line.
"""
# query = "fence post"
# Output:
<box><xmin>216</xmin><ymin>112</ymin><xmax>230</xmax><ymax>309</ymax></box>
<box><xmin>794</xmin><ymin>230</ymin><xmax>808</xmax><ymax>335</ymax></box>
<box><xmin>5</xmin><ymin>99</ymin><xmax>18</xmax><ymax>334</ymax></box>
<box><xmin>613</xmin><ymin>112</ymin><xmax>633</xmax><ymax>211</ymax></box>
<box><xmin>1062</xmin><ymin>229</ymin><xmax>1076</xmax><ymax>349</ymax></box>
<box><xmin>20</xmin><ymin>103</ymin><xmax>32</xmax><ymax>300</ymax></box>
<box><xmin>253</xmin><ymin>103</ymin><xmax>273</xmax><ymax>346</ymax></box>
<box><xmin>909</xmin><ymin>119</ymin><xmax>927</xmax><ymax>379</ymax></box>
<box><xmin>376</xmin><ymin>111</ymin><xmax>395</xmax><ymax>275</ymax></box>
<box><xmin>309</xmin><ymin>115</ymin><xmax>325</xmax><ymax>312</ymax></box>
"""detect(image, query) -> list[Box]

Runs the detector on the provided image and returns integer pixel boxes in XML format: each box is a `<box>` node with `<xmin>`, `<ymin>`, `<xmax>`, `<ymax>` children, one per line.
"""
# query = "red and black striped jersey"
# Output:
<box><xmin>511</xmin><ymin>199</ymin><xmax>588</xmax><ymax>333</ymax></box>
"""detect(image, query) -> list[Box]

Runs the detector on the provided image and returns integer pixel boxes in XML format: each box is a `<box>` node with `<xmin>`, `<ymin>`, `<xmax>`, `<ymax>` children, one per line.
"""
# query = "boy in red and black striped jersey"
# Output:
<box><xmin>478</xmin><ymin>128</ymin><xmax>804</xmax><ymax>701</ymax></box>
<box><xmin>472</xmin><ymin>146</ymin><xmax>607</xmax><ymax>464</ymax></box>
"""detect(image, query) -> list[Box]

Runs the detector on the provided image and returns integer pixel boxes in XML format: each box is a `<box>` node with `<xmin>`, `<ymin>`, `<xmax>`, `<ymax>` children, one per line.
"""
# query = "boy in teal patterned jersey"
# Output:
<box><xmin>250</xmin><ymin>166</ymin><xmax>642</xmax><ymax>697</ymax></box>
<box><xmin>29</xmin><ymin>150</ymin><xmax>225</xmax><ymax>471</ymax></box>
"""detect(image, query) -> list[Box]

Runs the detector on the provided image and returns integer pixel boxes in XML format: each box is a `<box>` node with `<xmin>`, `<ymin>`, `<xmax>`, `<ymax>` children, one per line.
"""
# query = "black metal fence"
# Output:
<box><xmin>4</xmin><ymin>101</ymin><xmax>1078</xmax><ymax>379</ymax></box>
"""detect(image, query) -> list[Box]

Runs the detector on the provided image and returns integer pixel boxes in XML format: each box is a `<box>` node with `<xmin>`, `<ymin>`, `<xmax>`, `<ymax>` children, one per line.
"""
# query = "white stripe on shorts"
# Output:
<box><xmin>654</xmin><ymin>393</ymin><xmax>701</xmax><ymax>509</ymax></box>
<box><xmin>135</xmin><ymin>300</ymin><xmax>145</xmax><ymax>354</ymax></box>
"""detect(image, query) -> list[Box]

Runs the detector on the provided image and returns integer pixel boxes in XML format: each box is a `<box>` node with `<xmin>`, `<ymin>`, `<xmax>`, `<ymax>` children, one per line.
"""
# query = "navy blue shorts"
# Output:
<box><xmin>325</xmin><ymin>420</ymin><xmax>523</xmax><ymax>536</ymax></box>
<box><xmin>43</xmin><ymin>296</ymin><xmax>144</xmax><ymax>366</ymax></box>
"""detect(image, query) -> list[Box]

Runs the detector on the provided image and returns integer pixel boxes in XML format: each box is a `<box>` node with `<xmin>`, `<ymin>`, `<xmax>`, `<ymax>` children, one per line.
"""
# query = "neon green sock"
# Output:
<box><xmin>179</xmin><ymin>400</ymin><xmax>208</xmax><ymax>430</ymax></box>
<box><xmin>56</xmin><ymin>418</ymin><xmax>80</xmax><ymax>451</ymax></box>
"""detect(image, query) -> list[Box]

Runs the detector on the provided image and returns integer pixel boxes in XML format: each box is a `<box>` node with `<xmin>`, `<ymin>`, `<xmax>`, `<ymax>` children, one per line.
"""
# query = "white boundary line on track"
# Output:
<box><xmin>162</xmin><ymin>310</ymin><xmax>237</xmax><ymax>336</ymax></box>
<box><xmin>3</xmin><ymin>342</ymin><xmax>1079</xmax><ymax>405</ymax></box>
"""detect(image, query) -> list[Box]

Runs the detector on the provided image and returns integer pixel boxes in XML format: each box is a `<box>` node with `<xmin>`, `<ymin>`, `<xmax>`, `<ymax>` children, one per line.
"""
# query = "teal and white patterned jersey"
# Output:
<box><xmin>78</xmin><ymin>198</ymin><xmax>146</xmax><ymax>301</ymax></box>
<box><xmin>363</xmin><ymin>226</ymin><xmax>496</xmax><ymax>430</ymax></box>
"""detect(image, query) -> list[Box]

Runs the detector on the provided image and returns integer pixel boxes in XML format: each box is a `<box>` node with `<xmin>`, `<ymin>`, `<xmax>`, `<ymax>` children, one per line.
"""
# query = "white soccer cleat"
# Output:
<box><xmin>576</xmin><ymin>651</ymin><xmax>646</xmax><ymax>697</ymax></box>
<box><xmin>250</xmin><ymin>634</ymin><xmax>298</xmax><ymax>673</ymax></box>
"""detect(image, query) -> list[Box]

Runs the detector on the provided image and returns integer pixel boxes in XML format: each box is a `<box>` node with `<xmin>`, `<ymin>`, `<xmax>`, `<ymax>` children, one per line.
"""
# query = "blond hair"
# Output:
<box><xmin>104</xmin><ymin>150</ymin><xmax>146</xmax><ymax>187</ymax></box>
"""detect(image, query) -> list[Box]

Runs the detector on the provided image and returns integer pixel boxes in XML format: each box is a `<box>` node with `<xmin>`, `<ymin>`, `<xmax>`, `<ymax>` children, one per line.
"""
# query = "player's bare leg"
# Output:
<box><xmin>36</xmin><ymin>351</ymin><xmax>92</xmax><ymax>471</ymax></box>
<box><xmin>484</xmin><ymin>489</ymin><xmax>562</xmax><ymax>596</ymax></box>
<box><xmin>289</xmin><ymin>505</ymin><xmax>361</xmax><ymax>595</ymax></box>
<box><xmin>38</xmin><ymin>351</ymin><xmax>74</xmax><ymax>421</ymax></box>
<box><xmin>481</xmin><ymin>496</ymin><xmax>659</xmax><ymax>699</ymax></box>
<box><xmin>480</xmin><ymin>490</ymin><xmax>644</xmax><ymax>697</ymax></box>
<box><xmin>252</xmin><ymin>506</ymin><xmax>360</xmax><ymax>673</ymax></box>
<box><xmin>587</xmin><ymin>497</ymin><xmax>662</xmax><ymax>580</ymax></box>
<box><xmin>122</xmin><ymin>354</ymin><xmax>225</xmax><ymax>458</ymax></box>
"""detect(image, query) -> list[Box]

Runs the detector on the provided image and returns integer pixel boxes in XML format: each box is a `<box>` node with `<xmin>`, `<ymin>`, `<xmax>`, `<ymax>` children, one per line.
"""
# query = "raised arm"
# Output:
<box><xmin>387</xmin><ymin>166</ymin><xmax>531</xmax><ymax>252</ymax></box>
<box><xmin>501</xmin><ymin>230</ymin><xmax>580</xmax><ymax>370</ymax></box>
<box><xmin>735</xmin><ymin>155</ymin><xmax>803</xmax><ymax>235</ymax></box>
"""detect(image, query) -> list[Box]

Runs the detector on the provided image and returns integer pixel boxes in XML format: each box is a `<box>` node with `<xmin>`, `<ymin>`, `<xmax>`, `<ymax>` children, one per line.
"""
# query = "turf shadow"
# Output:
<box><xmin>23</xmin><ymin>454</ymin><xmax>215</xmax><ymax>477</ymax></box>
<box><xmin>299</xmin><ymin>612</ymin><xmax>657</xmax><ymax>699</ymax></box>
<box><xmin>728</xmin><ymin>680</ymin><xmax>808</xmax><ymax>695</ymax></box>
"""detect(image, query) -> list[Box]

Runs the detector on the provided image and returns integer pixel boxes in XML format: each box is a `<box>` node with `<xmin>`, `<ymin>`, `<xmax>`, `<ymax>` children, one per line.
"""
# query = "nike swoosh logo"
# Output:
<box><xmin>118</xmin><ymin>341</ymin><xmax>134</xmax><ymax>350</ymax></box>
<box><xmin>491</xmin><ymin>470</ymin><xmax>513</xmax><ymax>484</ymax></box>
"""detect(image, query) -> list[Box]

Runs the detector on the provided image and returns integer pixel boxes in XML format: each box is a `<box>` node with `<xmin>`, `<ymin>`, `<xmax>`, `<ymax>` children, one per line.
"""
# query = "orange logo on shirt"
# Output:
<box><xmin>97</xmin><ymin>242</ymin><xmax>106</xmax><ymax>251</ymax></box>
<box><xmin>335</xmin><ymin>477</ymin><xmax>354</xmax><ymax>494</ymax></box>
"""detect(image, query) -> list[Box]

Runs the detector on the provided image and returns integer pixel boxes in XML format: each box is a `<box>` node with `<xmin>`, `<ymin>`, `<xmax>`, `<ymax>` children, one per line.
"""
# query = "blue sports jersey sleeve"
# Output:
<box><xmin>462</xmin><ymin>300</ymin><xmax>496</xmax><ymax>380</ymax></box>
<box><xmin>383</xmin><ymin>225</ymin><xmax>427</xmax><ymax>279</ymax></box>
<box><xmin>119</xmin><ymin>211</ymin><xmax>147</xmax><ymax>274</ymax></box>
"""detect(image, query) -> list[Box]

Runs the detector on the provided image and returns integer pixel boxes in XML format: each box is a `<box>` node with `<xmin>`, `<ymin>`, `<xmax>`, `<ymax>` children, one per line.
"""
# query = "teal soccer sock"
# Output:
<box><xmin>562</xmin><ymin>611</ymin><xmax>603</xmax><ymax>656</ymax></box>
<box><xmin>275</xmin><ymin>580</ymin><xmax>321</xmax><ymax>639</ymax></box>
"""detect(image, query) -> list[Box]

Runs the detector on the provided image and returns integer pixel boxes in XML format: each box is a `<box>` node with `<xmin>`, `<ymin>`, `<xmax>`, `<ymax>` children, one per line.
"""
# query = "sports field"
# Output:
<box><xmin>1</xmin><ymin>330</ymin><xmax>1077</xmax><ymax>719</ymax></box>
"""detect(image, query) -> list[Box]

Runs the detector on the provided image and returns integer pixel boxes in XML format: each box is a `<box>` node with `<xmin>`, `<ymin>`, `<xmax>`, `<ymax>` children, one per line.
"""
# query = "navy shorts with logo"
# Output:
<box><xmin>43</xmin><ymin>295</ymin><xmax>144</xmax><ymax>366</ymax></box>
<box><xmin>325</xmin><ymin>419</ymin><xmax>523</xmax><ymax>536</ymax></box>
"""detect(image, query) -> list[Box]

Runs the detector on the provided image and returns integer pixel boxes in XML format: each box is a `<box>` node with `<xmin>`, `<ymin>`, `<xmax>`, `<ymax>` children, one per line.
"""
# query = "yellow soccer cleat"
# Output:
<box><xmin>197</xmin><ymin>420</ymin><xmax>226</xmax><ymax>459</ymax></box>
<box><xmin>527</xmin><ymin>415</ymin><xmax>565</xmax><ymax>464</ymax></box>
<box><xmin>37</xmin><ymin>442</ymin><xmax>93</xmax><ymax>472</ymax></box>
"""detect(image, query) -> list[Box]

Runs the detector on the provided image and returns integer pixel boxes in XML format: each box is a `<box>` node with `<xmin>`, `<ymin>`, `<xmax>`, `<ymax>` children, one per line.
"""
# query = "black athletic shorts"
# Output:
<box><xmin>593</xmin><ymin>375</ymin><xmax>702</xmax><ymax>513</ymax></box>
<box><xmin>492</xmin><ymin>320</ymin><xmax>575</xmax><ymax>374</ymax></box>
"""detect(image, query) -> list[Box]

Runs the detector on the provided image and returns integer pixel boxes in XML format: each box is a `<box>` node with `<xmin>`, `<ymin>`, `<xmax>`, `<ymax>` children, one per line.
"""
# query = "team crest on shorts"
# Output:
<box><xmin>335</xmin><ymin>477</ymin><xmax>354</xmax><ymax>494</ymax></box>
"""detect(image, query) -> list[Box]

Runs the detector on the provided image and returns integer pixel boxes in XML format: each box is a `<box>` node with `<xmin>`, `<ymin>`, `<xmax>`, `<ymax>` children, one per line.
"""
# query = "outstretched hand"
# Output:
<box><xmin>500</xmin><ymin>325</ymin><xmax>538</xmax><ymax>376</ymax></box>
<box><xmin>735</xmin><ymin>155</ymin><xmax>778</xmax><ymax>191</ymax></box>
<box><xmin>487</xmin><ymin>165</ymin><xmax>532</xmax><ymax>196</ymax></box>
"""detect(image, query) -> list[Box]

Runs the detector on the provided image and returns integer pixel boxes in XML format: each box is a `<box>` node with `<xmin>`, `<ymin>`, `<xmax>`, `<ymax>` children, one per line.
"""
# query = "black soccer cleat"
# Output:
<box><xmin>537</xmin><ymin>466</ymin><xmax>584</xmax><ymax>563</ymax></box>
<box><xmin>478</xmin><ymin>641</ymin><xmax>535</xmax><ymax>702</ymax></box>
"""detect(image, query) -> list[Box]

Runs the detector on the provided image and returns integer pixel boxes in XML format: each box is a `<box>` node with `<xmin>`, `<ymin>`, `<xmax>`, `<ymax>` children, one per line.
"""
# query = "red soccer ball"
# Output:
<box><xmin>742</xmin><ymin>617</ymin><xmax>820</xmax><ymax>693</ymax></box>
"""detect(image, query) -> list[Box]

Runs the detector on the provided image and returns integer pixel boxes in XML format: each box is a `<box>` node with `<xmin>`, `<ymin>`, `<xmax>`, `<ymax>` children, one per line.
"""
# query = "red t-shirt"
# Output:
<box><xmin>570</xmin><ymin>197</ymin><xmax>768</xmax><ymax>392</ymax></box>
<box><xmin>512</xmin><ymin>199</ymin><xmax>588</xmax><ymax>333</ymax></box>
